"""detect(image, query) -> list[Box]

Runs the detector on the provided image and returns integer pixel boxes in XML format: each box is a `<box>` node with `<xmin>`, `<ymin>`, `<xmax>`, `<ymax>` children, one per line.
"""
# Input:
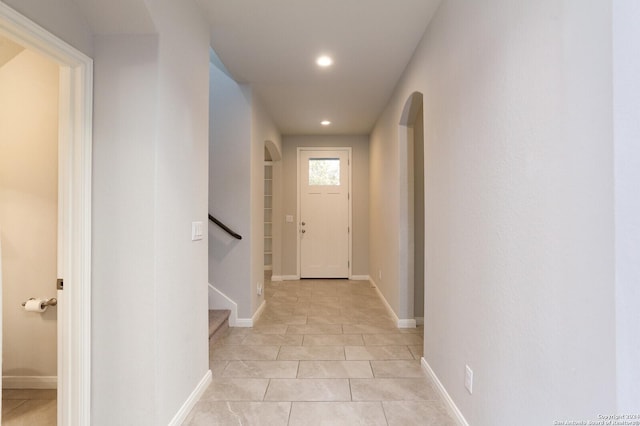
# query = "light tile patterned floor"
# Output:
<box><xmin>185</xmin><ymin>276</ymin><xmax>456</xmax><ymax>425</ymax></box>
<box><xmin>1</xmin><ymin>389</ymin><xmax>56</xmax><ymax>426</ymax></box>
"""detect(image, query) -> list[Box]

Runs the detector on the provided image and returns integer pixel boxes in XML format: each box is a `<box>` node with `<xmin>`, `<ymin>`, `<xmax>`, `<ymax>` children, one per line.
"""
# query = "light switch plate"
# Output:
<box><xmin>465</xmin><ymin>365</ymin><xmax>473</xmax><ymax>394</ymax></box>
<box><xmin>192</xmin><ymin>221</ymin><xmax>204</xmax><ymax>241</ymax></box>
<box><xmin>286</xmin><ymin>215</ymin><xmax>294</xmax><ymax>223</ymax></box>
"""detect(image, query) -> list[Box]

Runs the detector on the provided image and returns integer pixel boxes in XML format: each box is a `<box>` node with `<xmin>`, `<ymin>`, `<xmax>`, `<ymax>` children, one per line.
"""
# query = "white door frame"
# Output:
<box><xmin>296</xmin><ymin>147</ymin><xmax>352</xmax><ymax>279</ymax></box>
<box><xmin>0</xmin><ymin>4</ymin><xmax>93</xmax><ymax>425</ymax></box>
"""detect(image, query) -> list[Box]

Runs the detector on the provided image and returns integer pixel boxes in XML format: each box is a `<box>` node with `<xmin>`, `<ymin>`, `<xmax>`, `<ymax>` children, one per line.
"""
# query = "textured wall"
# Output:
<box><xmin>370</xmin><ymin>0</ymin><xmax>615</xmax><ymax>423</ymax></box>
<box><xmin>613</xmin><ymin>0</ymin><xmax>640</xmax><ymax>412</ymax></box>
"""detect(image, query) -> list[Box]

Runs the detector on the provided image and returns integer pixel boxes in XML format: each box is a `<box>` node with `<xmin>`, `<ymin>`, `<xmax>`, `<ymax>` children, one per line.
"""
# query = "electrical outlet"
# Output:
<box><xmin>257</xmin><ymin>282</ymin><xmax>263</xmax><ymax>296</ymax></box>
<box><xmin>465</xmin><ymin>365</ymin><xmax>473</xmax><ymax>394</ymax></box>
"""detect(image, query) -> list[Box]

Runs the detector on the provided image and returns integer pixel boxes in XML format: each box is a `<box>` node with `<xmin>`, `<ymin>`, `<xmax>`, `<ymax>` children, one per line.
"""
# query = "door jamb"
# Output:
<box><xmin>296</xmin><ymin>147</ymin><xmax>353</xmax><ymax>279</ymax></box>
<box><xmin>0</xmin><ymin>4</ymin><xmax>93</xmax><ymax>425</ymax></box>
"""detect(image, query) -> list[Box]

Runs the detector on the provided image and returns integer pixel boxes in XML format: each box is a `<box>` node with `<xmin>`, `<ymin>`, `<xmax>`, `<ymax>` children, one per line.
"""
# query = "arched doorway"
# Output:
<box><xmin>264</xmin><ymin>140</ymin><xmax>281</xmax><ymax>276</ymax></box>
<box><xmin>398</xmin><ymin>91</ymin><xmax>424</xmax><ymax>327</ymax></box>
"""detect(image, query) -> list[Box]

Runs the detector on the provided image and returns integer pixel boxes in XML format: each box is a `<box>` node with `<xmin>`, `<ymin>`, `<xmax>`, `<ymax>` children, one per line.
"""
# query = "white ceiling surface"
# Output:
<box><xmin>197</xmin><ymin>0</ymin><xmax>441</xmax><ymax>135</ymax></box>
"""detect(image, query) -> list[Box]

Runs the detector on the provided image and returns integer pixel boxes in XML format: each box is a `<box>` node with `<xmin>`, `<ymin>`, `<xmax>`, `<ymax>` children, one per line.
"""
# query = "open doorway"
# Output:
<box><xmin>398</xmin><ymin>91</ymin><xmax>425</xmax><ymax>327</ymax></box>
<box><xmin>0</xmin><ymin>4</ymin><xmax>93</xmax><ymax>424</ymax></box>
<box><xmin>0</xmin><ymin>34</ymin><xmax>59</xmax><ymax>424</ymax></box>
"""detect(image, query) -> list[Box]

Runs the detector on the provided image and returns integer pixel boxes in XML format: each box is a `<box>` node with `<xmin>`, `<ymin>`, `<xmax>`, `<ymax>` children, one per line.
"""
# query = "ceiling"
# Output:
<box><xmin>69</xmin><ymin>0</ymin><xmax>440</xmax><ymax>135</ymax></box>
<box><xmin>196</xmin><ymin>0</ymin><xmax>441</xmax><ymax>135</ymax></box>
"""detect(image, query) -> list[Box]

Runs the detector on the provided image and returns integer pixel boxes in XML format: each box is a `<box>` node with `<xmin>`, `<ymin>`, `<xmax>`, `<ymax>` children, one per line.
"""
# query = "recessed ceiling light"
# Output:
<box><xmin>321</xmin><ymin>120</ymin><xmax>331</xmax><ymax>126</ymax></box>
<box><xmin>316</xmin><ymin>55</ymin><xmax>333</xmax><ymax>67</ymax></box>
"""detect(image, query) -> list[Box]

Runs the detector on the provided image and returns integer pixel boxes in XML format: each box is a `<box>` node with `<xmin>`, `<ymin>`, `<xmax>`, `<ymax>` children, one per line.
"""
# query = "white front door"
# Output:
<box><xmin>299</xmin><ymin>148</ymin><xmax>350</xmax><ymax>278</ymax></box>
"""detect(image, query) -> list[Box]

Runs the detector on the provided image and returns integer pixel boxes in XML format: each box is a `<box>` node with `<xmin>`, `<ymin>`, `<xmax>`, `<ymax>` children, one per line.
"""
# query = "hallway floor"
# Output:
<box><xmin>185</xmin><ymin>275</ymin><xmax>455</xmax><ymax>425</ymax></box>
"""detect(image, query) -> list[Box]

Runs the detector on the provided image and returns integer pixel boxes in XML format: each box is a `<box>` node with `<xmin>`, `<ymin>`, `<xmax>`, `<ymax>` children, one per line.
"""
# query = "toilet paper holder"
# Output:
<box><xmin>21</xmin><ymin>298</ymin><xmax>57</xmax><ymax>308</ymax></box>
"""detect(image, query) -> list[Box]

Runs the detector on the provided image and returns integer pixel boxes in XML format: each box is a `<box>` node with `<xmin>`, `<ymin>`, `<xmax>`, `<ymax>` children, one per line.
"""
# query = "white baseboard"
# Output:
<box><xmin>421</xmin><ymin>358</ymin><xmax>469</xmax><ymax>426</ymax></box>
<box><xmin>369</xmin><ymin>278</ymin><xmax>416</xmax><ymax>329</ymax></box>
<box><xmin>235</xmin><ymin>300</ymin><xmax>266</xmax><ymax>327</ymax></box>
<box><xmin>263</xmin><ymin>265</ymin><xmax>272</xmax><ymax>271</ymax></box>
<box><xmin>350</xmin><ymin>275</ymin><xmax>371</xmax><ymax>281</ymax></box>
<box><xmin>168</xmin><ymin>369</ymin><xmax>212</xmax><ymax>426</ymax></box>
<box><xmin>416</xmin><ymin>317</ymin><xmax>424</xmax><ymax>326</ymax></box>
<box><xmin>208</xmin><ymin>283</ymin><xmax>238</xmax><ymax>327</ymax></box>
<box><xmin>235</xmin><ymin>318</ymin><xmax>253</xmax><ymax>327</ymax></box>
<box><xmin>370</xmin><ymin>278</ymin><xmax>400</xmax><ymax>326</ymax></box>
<box><xmin>2</xmin><ymin>376</ymin><xmax>57</xmax><ymax>389</ymax></box>
<box><xmin>271</xmin><ymin>275</ymin><xmax>299</xmax><ymax>282</ymax></box>
<box><xmin>252</xmin><ymin>300</ymin><xmax>266</xmax><ymax>324</ymax></box>
<box><xmin>397</xmin><ymin>318</ymin><xmax>417</xmax><ymax>328</ymax></box>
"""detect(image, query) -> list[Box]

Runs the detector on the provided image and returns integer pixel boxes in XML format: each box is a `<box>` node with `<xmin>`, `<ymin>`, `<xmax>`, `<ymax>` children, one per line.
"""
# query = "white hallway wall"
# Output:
<box><xmin>2</xmin><ymin>0</ymin><xmax>211</xmax><ymax>424</ymax></box>
<box><xmin>209</xmin><ymin>61</ymin><xmax>281</xmax><ymax>319</ymax></box>
<box><xmin>93</xmin><ymin>1</ymin><xmax>210</xmax><ymax>423</ymax></box>
<box><xmin>613</xmin><ymin>0</ymin><xmax>640</xmax><ymax>412</ymax></box>
<box><xmin>370</xmin><ymin>0</ymin><xmax>616</xmax><ymax>424</ymax></box>
<box><xmin>209</xmin><ymin>62</ymin><xmax>253</xmax><ymax>318</ymax></box>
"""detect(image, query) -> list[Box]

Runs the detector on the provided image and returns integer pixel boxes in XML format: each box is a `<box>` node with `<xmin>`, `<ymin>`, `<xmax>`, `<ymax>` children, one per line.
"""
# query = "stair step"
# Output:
<box><xmin>209</xmin><ymin>309</ymin><xmax>231</xmax><ymax>342</ymax></box>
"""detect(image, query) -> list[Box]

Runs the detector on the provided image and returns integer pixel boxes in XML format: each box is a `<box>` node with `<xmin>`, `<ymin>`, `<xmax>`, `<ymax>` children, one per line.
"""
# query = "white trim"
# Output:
<box><xmin>252</xmin><ymin>300</ymin><xmax>266</xmax><ymax>323</ymax></box>
<box><xmin>0</xmin><ymin>227</ymin><xmax>3</xmax><ymax>409</ymax></box>
<box><xmin>370</xmin><ymin>278</ymin><xmax>416</xmax><ymax>329</ymax></box>
<box><xmin>0</xmin><ymin>5</ymin><xmax>93</xmax><ymax>426</ymax></box>
<box><xmin>296</xmin><ymin>148</ymin><xmax>301</xmax><ymax>278</ymax></box>
<box><xmin>350</xmin><ymin>275</ymin><xmax>371</xmax><ymax>281</ymax></box>
<box><xmin>235</xmin><ymin>300</ymin><xmax>267</xmax><ymax>328</ymax></box>
<box><xmin>421</xmin><ymin>358</ymin><xmax>469</xmax><ymax>426</ymax></box>
<box><xmin>167</xmin><ymin>370</ymin><xmax>212</xmax><ymax>426</ymax></box>
<box><xmin>370</xmin><ymin>278</ymin><xmax>399</xmax><ymax>324</ymax></box>
<box><xmin>271</xmin><ymin>275</ymin><xmax>299</xmax><ymax>282</ymax></box>
<box><xmin>415</xmin><ymin>317</ymin><xmax>425</xmax><ymax>326</ymax></box>
<box><xmin>397</xmin><ymin>318</ymin><xmax>417</xmax><ymax>328</ymax></box>
<box><xmin>2</xmin><ymin>376</ymin><xmax>57</xmax><ymax>390</ymax></box>
<box><xmin>235</xmin><ymin>318</ymin><xmax>253</xmax><ymax>327</ymax></box>
<box><xmin>208</xmin><ymin>284</ymin><xmax>238</xmax><ymax>327</ymax></box>
<box><xmin>263</xmin><ymin>265</ymin><xmax>273</xmax><ymax>271</ymax></box>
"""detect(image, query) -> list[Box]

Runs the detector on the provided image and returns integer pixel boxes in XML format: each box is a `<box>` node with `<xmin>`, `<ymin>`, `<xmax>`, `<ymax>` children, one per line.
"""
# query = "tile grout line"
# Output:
<box><xmin>262</xmin><ymin>378</ymin><xmax>272</xmax><ymax>401</ymax></box>
<box><xmin>286</xmin><ymin>400</ymin><xmax>293</xmax><ymax>426</ymax></box>
<box><xmin>380</xmin><ymin>400</ymin><xmax>391</xmax><ymax>426</ymax></box>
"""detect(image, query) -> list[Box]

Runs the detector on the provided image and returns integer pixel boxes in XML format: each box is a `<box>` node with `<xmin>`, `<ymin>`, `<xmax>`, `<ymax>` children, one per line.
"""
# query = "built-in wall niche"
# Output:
<box><xmin>264</xmin><ymin>162</ymin><xmax>273</xmax><ymax>269</ymax></box>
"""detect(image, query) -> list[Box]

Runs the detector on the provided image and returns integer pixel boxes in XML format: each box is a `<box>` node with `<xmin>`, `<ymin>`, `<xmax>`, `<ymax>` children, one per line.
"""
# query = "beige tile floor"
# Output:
<box><xmin>185</xmin><ymin>276</ymin><xmax>456</xmax><ymax>425</ymax></box>
<box><xmin>1</xmin><ymin>389</ymin><xmax>56</xmax><ymax>426</ymax></box>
